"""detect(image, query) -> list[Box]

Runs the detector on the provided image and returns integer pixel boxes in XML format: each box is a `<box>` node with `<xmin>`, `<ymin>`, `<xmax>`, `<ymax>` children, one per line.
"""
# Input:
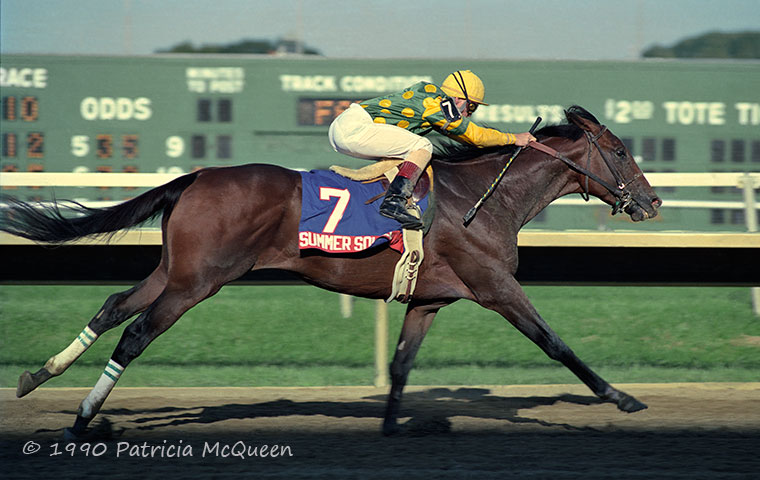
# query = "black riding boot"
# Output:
<box><xmin>379</xmin><ymin>176</ymin><xmax>423</xmax><ymax>230</ymax></box>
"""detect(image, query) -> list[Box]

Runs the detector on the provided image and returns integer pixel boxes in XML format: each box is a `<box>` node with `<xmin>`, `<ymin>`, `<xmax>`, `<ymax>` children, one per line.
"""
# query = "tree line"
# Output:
<box><xmin>642</xmin><ymin>31</ymin><xmax>759</xmax><ymax>59</ymax></box>
<box><xmin>156</xmin><ymin>38</ymin><xmax>320</xmax><ymax>55</ymax></box>
<box><xmin>155</xmin><ymin>31</ymin><xmax>759</xmax><ymax>59</ymax></box>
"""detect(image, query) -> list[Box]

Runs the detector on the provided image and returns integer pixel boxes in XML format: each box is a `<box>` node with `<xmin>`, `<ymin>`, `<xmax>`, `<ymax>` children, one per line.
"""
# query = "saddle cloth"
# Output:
<box><xmin>298</xmin><ymin>169</ymin><xmax>429</xmax><ymax>254</ymax></box>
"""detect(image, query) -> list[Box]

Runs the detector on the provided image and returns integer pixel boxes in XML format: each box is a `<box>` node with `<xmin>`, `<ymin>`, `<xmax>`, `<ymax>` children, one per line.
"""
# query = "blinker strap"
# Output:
<box><xmin>586</xmin><ymin>129</ymin><xmax>625</xmax><ymax>188</ymax></box>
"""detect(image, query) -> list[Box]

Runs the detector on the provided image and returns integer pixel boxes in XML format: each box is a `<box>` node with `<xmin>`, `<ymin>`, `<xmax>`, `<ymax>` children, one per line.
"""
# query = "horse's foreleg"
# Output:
<box><xmin>487</xmin><ymin>279</ymin><xmax>647</xmax><ymax>413</ymax></box>
<box><xmin>383</xmin><ymin>302</ymin><xmax>442</xmax><ymax>435</ymax></box>
<box><xmin>17</xmin><ymin>268</ymin><xmax>167</xmax><ymax>398</ymax></box>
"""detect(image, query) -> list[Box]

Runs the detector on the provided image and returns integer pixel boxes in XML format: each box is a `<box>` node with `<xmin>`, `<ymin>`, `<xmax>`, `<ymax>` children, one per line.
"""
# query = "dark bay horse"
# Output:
<box><xmin>1</xmin><ymin>106</ymin><xmax>661</xmax><ymax>437</ymax></box>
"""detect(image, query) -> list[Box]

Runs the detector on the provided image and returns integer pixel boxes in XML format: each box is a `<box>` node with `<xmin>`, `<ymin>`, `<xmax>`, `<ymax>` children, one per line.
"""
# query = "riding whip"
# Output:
<box><xmin>463</xmin><ymin>116</ymin><xmax>542</xmax><ymax>226</ymax></box>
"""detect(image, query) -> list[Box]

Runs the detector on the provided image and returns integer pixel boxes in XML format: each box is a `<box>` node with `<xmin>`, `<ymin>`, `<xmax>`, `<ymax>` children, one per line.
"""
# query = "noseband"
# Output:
<box><xmin>529</xmin><ymin>126</ymin><xmax>644</xmax><ymax>215</ymax></box>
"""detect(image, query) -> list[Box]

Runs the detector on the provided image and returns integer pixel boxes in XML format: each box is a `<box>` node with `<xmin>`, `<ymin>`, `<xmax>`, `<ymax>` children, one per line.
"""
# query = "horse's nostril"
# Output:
<box><xmin>652</xmin><ymin>197</ymin><xmax>662</xmax><ymax>208</ymax></box>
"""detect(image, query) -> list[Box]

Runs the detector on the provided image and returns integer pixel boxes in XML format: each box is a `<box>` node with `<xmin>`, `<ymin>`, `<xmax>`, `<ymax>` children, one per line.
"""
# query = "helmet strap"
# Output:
<box><xmin>453</xmin><ymin>71</ymin><xmax>470</xmax><ymax>103</ymax></box>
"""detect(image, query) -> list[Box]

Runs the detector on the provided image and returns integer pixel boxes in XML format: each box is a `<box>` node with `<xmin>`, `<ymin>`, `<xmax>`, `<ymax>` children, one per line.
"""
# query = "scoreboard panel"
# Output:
<box><xmin>1</xmin><ymin>55</ymin><xmax>758</xmax><ymax>231</ymax></box>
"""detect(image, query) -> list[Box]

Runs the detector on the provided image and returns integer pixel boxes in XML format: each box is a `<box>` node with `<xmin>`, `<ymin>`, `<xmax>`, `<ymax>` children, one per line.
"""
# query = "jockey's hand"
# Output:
<box><xmin>514</xmin><ymin>132</ymin><xmax>537</xmax><ymax>147</ymax></box>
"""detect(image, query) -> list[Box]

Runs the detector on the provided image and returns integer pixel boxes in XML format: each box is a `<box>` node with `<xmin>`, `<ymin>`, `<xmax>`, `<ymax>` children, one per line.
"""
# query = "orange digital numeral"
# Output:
<box><xmin>96</xmin><ymin>134</ymin><xmax>113</xmax><ymax>159</ymax></box>
<box><xmin>122</xmin><ymin>134</ymin><xmax>139</xmax><ymax>159</ymax></box>
<box><xmin>27</xmin><ymin>132</ymin><xmax>44</xmax><ymax>158</ymax></box>
<box><xmin>2</xmin><ymin>133</ymin><xmax>17</xmax><ymax>157</ymax></box>
<box><xmin>21</xmin><ymin>96</ymin><xmax>39</xmax><ymax>122</ymax></box>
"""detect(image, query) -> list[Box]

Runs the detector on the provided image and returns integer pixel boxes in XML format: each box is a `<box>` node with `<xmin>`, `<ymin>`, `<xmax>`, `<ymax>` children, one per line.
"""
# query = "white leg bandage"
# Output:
<box><xmin>44</xmin><ymin>326</ymin><xmax>98</xmax><ymax>375</ymax></box>
<box><xmin>79</xmin><ymin>359</ymin><xmax>124</xmax><ymax>419</ymax></box>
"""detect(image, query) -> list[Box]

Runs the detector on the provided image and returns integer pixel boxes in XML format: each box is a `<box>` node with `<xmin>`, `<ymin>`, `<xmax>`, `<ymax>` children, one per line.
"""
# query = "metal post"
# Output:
<box><xmin>740</xmin><ymin>174</ymin><xmax>760</xmax><ymax>316</ymax></box>
<box><xmin>374</xmin><ymin>300</ymin><xmax>389</xmax><ymax>387</ymax></box>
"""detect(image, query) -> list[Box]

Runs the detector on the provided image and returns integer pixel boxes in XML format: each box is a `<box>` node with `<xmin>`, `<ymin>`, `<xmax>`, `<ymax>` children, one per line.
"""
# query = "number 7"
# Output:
<box><xmin>319</xmin><ymin>187</ymin><xmax>351</xmax><ymax>233</ymax></box>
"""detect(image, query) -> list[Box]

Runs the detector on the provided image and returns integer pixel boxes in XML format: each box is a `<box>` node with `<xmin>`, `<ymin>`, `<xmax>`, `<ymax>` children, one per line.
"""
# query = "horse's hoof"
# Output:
<box><xmin>63</xmin><ymin>418</ymin><xmax>114</xmax><ymax>441</ymax></box>
<box><xmin>17</xmin><ymin>370</ymin><xmax>38</xmax><ymax>398</ymax></box>
<box><xmin>17</xmin><ymin>371</ymin><xmax>33</xmax><ymax>398</ymax></box>
<box><xmin>382</xmin><ymin>420</ymin><xmax>401</xmax><ymax>436</ymax></box>
<box><xmin>63</xmin><ymin>427</ymin><xmax>86</xmax><ymax>442</ymax></box>
<box><xmin>618</xmin><ymin>394</ymin><xmax>648</xmax><ymax>413</ymax></box>
<box><xmin>17</xmin><ymin>368</ymin><xmax>52</xmax><ymax>398</ymax></box>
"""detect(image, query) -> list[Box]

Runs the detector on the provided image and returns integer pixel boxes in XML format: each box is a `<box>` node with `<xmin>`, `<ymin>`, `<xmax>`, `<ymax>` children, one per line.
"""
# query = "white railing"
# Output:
<box><xmin>551</xmin><ymin>172</ymin><xmax>760</xmax><ymax>233</ymax></box>
<box><xmin>2</xmin><ymin>171</ymin><xmax>759</xmax><ymax>246</ymax></box>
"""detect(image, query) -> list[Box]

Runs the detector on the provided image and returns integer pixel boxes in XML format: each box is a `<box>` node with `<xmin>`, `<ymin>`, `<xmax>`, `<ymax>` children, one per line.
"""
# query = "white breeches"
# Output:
<box><xmin>328</xmin><ymin>103</ymin><xmax>433</xmax><ymax>161</ymax></box>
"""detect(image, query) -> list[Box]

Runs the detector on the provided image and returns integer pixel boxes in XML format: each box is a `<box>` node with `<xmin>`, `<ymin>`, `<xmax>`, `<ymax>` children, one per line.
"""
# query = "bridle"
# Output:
<box><xmin>529</xmin><ymin>126</ymin><xmax>644</xmax><ymax>215</ymax></box>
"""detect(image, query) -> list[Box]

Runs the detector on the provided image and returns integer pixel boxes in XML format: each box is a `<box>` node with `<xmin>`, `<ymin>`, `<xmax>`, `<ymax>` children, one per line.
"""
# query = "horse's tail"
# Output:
<box><xmin>0</xmin><ymin>172</ymin><xmax>200</xmax><ymax>244</ymax></box>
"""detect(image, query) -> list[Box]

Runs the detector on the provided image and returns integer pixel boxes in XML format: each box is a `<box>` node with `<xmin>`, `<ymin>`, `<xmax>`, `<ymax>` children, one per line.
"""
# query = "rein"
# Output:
<box><xmin>528</xmin><ymin>126</ymin><xmax>643</xmax><ymax>215</ymax></box>
<box><xmin>462</xmin><ymin>117</ymin><xmax>543</xmax><ymax>226</ymax></box>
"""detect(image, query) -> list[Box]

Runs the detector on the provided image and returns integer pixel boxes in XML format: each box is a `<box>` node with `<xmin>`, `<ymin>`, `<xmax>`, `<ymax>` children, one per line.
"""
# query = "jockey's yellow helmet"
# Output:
<box><xmin>440</xmin><ymin>70</ymin><xmax>489</xmax><ymax>105</ymax></box>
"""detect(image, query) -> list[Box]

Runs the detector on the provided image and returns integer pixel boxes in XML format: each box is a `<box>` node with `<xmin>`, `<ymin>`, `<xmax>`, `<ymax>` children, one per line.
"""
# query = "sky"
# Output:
<box><xmin>1</xmin><ymin>0</ymin><xmax>759</xmax><ymax>61</ymax></box>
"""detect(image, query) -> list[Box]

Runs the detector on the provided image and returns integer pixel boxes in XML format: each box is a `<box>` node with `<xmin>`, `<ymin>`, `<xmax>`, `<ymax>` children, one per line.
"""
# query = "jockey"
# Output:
<box><xmin>328</xmin><ymin>69</ymin><xmax>536</xmax><ymax>229</ymax></box>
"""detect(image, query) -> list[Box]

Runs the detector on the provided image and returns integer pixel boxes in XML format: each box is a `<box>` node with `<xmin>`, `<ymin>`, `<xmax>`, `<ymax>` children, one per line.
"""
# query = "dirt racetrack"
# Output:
<box><xmin>2</xmin><ymin>383</ymin><xmax>759</xmax><ymax>479</ymax></box>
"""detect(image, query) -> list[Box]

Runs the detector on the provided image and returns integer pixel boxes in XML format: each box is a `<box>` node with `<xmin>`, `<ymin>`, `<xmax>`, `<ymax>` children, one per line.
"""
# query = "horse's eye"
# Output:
<box><xmin>616</xmin><ymin>148</ymin><xmax>626</xmax><ymax>158</ymax></box>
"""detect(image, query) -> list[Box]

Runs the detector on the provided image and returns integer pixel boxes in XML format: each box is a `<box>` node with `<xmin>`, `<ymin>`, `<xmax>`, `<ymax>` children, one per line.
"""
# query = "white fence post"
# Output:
<box><xmin>374</xmin><ymin>300</ymin><xmax>389</xmax><ymax>388</ymax></box>
<box><xmin>339</xmin><ymin>294</ymin><xmax>353</xmax><ymax>318</ymax></box>
<box><xmin>740</xmin><ymin>174</ymin><xmax>760</xmax><ymax>317</ymax></box>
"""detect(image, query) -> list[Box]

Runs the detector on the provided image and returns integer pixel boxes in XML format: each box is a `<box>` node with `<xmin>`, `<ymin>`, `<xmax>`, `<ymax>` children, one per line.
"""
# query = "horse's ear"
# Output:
<box><xmin>565</xmin><ymin>109</ymin><xmax>601</xmax><ymax>134</ymax></box>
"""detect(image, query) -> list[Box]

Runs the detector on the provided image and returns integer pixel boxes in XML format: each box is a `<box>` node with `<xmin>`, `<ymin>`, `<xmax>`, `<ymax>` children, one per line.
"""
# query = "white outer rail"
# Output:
<box><xmin>2</xmin><ymin>171</ymin><xmax>759</xmax><ymax>187</ymax></box>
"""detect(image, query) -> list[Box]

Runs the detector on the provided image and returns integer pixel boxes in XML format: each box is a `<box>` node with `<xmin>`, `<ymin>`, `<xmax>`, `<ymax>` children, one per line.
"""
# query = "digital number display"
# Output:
<box><xmin>1</xmin><ymin>132</ymin><xmax>45</xmax><ymax>159</ymax></box>
<box><xmin>2</xmin><ymin>95</ymin><xmax>39</xmax><ymax>122</ymax></box>
<box><xmin>2</xmin><ymin>96</ymin><xmax>45</xmax><ymax>161</ymax></box>
<box><xmin>1</xmin><ymin>93</ymin><xmax>236</xmax><ymax>166</ymax></box>
<box><xmin>69</xmin><ymin>134</ymin><xmax>139</xmax><ymax>159</ymax></box>
<box><xmin>297</xmin><ymin>98</ymin><xmax>357</xmax><ymax>126</ymax></box>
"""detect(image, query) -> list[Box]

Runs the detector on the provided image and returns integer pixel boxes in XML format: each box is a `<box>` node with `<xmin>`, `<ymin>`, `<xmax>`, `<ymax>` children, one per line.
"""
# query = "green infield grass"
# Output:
<box><xmin>1</xmin><ymin>285</ymin><xmax>758</xmax><ymax>387</ymax></box>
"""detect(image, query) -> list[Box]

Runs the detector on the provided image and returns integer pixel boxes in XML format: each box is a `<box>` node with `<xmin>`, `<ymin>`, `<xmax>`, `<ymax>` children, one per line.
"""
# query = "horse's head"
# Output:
<box><xmin>565</xmin><ymin>107</ymin><xmax>661</xmax><ymax>221</ymax></box>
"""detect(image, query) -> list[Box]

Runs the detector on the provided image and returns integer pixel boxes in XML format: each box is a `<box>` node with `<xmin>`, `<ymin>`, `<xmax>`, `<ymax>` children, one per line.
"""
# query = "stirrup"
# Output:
<box><xmin>380</xmin><ymin>197</ymin><xmax>423</xmax><ymax>230</ymax></box>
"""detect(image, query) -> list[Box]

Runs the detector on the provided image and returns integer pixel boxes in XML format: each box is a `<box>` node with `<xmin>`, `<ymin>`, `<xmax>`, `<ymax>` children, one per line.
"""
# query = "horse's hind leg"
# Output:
<box><xmin>16</xmin><ymin>265</ymin><xmax>168</xmax><ymax>398</ymax></box>
<box><xmin>65</xmin><ymin>275</ymin><xmax>229</xmax><ymax>439</ymax></box>
<box><xmin>65</xmin><ymin>231</ymin><xmax>258</xmax><ymax>439</ymax></box>
<box><xmin>484</xmin><ymin>277</ymin><xmax>646</xmax><ymax>413</ymax></box>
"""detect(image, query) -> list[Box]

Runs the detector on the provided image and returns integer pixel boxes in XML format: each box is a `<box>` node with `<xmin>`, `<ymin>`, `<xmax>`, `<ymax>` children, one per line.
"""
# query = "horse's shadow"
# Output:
<box><xmin>44</xmin><ymin>387</ymin><xmax>605</xmax><ymax>438</ymax></box>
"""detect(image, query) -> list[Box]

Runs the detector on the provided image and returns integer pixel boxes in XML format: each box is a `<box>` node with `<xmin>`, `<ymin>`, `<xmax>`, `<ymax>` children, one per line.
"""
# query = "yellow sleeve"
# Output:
<box><xmin>421</xmin><ymin>96</ymin><xmax>515</xmax><ymax>147</ymax></box>
<box><xmin>451</xmin><ymin>122</ymin><xmax>516</xmax><ymax>147</ymax></box>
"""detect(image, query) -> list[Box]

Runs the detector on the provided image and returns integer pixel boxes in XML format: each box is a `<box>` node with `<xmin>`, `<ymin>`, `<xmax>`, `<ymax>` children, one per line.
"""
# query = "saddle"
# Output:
<box><xmin>330</xmin><ymin>160</ymin><xmax>434</xmax><ymax>303</ymax></box>
<box><xmin>330</xmin><ymin>160</ymin><xmax>433</xmax><ymax>203</ymax></box>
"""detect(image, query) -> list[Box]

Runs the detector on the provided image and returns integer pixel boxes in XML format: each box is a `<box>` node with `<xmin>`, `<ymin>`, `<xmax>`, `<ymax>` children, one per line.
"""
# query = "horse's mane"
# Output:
<box><xmin>535</xmin><ymin>105</ymin><xmax>600</xmax><ymax>142</ymax></box>
<box><xmin>432</xmin><ymin>105</ymin><xmax>599</xmax><ymax>164</ymax></box>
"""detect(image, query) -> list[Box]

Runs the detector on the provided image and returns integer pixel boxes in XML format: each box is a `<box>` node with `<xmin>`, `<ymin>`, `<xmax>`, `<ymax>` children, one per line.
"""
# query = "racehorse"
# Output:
<box><xmin>1</xmin><ymin>106</ymin><xmax>661</xmax><ymax>437</ymax></box>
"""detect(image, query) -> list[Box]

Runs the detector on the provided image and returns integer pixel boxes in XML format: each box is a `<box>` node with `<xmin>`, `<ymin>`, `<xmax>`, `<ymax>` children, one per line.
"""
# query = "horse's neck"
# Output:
<box><xmin>436</xmin><ymin>139</ymin><xmax>580</xmax><ymax>231</ymax></box>
<box><xmin>498</xmin><ymin>145</ymin><xmax>579</xmax><ymax>229</ymax></box>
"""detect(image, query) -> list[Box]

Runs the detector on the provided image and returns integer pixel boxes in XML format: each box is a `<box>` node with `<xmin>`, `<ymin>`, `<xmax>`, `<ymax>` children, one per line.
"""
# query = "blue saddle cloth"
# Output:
<box><xmin>298</xmin><ymin>170</ymin><xmax>429</xmax><ymax>254</ymax></box>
